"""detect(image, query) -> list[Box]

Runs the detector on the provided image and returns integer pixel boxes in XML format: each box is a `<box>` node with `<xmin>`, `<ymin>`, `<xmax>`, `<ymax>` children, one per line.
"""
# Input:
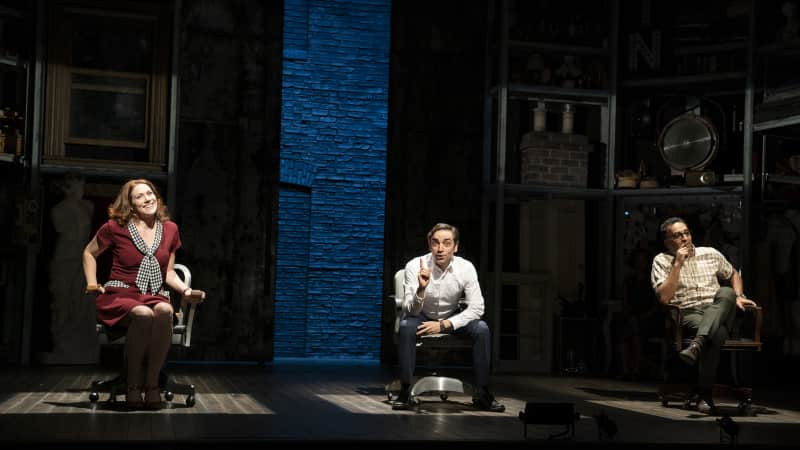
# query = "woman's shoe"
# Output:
<box><xmin>143</xmin><ymin>385</ymin><xmax>162</xmax><ymax>410</ymax></box>
<box><xmin>125</xmin><ymin>385</ymin><xmax>144</xmax><ymax>409</ymax></box>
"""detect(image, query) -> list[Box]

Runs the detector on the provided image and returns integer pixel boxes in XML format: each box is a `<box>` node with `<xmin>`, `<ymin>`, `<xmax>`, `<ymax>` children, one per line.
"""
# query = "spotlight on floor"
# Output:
<box><xmin>518</xmin><ymin>402</ymin><xmax>579</xmax><ymax>440</ymax></box>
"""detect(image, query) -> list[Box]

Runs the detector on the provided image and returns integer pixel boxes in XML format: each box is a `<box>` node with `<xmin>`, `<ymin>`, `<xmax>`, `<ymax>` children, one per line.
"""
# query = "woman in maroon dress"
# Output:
<box><xmin>82</xmin><ymin>179</ymin><xmax>205</xmax><ymax>409</ymax></box>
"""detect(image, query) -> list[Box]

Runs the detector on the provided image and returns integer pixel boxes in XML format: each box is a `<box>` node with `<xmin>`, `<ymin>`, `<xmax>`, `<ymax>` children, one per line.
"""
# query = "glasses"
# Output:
<box><xmin>670</xmin><ymin>230</ymin><xmax>691</xmax><ymax>239</ymax></box>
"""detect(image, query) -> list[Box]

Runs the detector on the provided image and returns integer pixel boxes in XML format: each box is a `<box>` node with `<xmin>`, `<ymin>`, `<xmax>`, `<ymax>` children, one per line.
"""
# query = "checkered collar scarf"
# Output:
<box><xmin>127</xmin><ymin>220</ymin><xmax>164</xmax><ymax>295</ymax></box>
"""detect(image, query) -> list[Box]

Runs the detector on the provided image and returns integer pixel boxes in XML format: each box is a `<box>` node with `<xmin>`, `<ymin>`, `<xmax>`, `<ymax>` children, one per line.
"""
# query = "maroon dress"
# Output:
<box><xmin>94</xmin><ymin>219</ymin><xmax>182</xmax><ymax>328</ymax></box>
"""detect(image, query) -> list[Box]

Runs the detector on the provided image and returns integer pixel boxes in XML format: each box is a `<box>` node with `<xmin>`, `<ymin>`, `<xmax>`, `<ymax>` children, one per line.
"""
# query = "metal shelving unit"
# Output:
<box><xmin>753</xmin><ymin>42</ymin><xmax>800</xmax><ymax>202</ymax></box>
<box><xmin>482</xmin><ymin>0</ymin><xmax>777</xmax><ymax>375</ymax></box>
<box><xmin>0</xmin><ymin>1</ymin><xmax>35</xmax><ymax>366</ymax></box>
<box><xmin>611</xmin><ymin>0</ymin><xmax>757</xmax><ymax>288</ymax></box>
<box><xmin>482</xmin><ymin>0</ymin><xmax>618</xmax><ymax>374</ymax></box>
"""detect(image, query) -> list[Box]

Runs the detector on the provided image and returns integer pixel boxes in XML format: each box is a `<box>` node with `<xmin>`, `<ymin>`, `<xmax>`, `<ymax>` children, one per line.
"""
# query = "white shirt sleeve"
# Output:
<box><xmin>448</xmin><ymin>261</ymin><xmax>484</xmax><ymax>330</ymax></box>
<box><xmin>402</xmin><ymin>256</ymin><xmax>425</xmax><ymax>316</ymax></box>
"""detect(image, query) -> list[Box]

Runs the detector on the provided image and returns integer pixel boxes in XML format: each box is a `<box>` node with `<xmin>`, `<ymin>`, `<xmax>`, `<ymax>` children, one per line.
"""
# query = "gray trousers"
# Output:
<box><xmin>398</xmin><ymin>314</ymin><xmax>491</xmax><ymax>388</ymax></box>
<box><xmin>681</xmin><ymin>286</ymin><xmax>738</xmax><ymax>387</ymax></box>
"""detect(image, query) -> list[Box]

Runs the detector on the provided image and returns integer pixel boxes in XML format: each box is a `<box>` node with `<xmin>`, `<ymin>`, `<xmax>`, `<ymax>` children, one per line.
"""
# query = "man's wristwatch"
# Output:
<box><xmin>438</xmin><ymin>320</ymin><xmax>446</xmax><ymax>333</ymax></box>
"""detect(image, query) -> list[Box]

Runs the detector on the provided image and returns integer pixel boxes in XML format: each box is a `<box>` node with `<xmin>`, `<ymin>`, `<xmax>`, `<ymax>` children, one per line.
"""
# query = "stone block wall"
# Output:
<box><xmin>520</xmin><ymin>132</ymin><xmax>592</xmax><ymax>188</ymax></box>
<box><xmin>275</xmin><ymin>0</ymin><xmax>390</xmax><ymax>360</ymax></box>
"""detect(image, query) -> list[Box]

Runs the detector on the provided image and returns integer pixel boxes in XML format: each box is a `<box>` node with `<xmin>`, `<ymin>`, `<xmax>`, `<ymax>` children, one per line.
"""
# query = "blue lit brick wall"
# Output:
<box><xmin>275</xmin><ymin>0</ymin><xmax>390</xmax><ymax>359</ymax></box>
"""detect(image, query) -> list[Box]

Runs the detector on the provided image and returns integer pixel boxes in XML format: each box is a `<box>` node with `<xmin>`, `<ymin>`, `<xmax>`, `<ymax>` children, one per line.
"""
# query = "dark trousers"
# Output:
<box><xmin>681</xmin><ymin>286</ymin><xmax>738</xmax><ymax>387</ymax></box>
<box><xmin>398</xmin><ymin>314</ymin><xmax>491</xmax><ymax>388</ymax></box>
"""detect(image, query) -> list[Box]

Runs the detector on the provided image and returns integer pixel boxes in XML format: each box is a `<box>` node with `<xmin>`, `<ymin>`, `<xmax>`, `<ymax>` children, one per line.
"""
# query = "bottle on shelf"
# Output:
<box><xmin>12</xmin><ymin>109</ymin><xmax>23</xmax><ymax>156</ymax></box>
<box><xmin>0</xmin><ymin>107</ymin><xmax>24</xmax><ymax>157</ymax></box>
<box><xmin>0</xmin><ymin>108</ymin><xmax>8</xmax><ymax>154</ymax></box>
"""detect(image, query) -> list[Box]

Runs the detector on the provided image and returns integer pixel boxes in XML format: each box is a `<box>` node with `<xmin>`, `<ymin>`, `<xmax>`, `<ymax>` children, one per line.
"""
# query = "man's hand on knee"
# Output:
<box><xmin>416</xmin><ymin>321</ymin><xmax>442</xmax><ymax>336</ymax></box>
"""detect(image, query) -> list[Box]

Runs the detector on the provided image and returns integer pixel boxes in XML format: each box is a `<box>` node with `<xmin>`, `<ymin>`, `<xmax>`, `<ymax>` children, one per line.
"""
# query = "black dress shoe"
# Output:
<box><xmin>392</xmin><ymin>387</ymin><xmax>411</xmax><ymax>410</ymax></box>
<box><xmin>473</xmin><ymin>390</ymin><xmax>505</xmax><ymax>413</ymax></box>
<box><xmin>679</xmin><ymin>340</ymin><xmax>702</xmax><ymax>365</ymax></box>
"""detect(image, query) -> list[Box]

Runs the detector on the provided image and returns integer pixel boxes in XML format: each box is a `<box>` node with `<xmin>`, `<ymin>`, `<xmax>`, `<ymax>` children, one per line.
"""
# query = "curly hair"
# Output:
<box><xmin>108</xmin><ymin>179</ymin><xmax>170</xmax><ymax>226</ymax></box>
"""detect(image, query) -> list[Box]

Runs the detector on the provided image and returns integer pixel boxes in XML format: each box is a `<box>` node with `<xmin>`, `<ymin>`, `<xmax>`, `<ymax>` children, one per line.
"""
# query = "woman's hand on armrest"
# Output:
<box><xmin>85</xmin><ymin>284</ymin><xmax>105</xmax><ymax>295</ymax></box>
<box><xmin>182</xmin><ymin>289</ymin><xmax>206</xmax><ymax>304</ymax></box>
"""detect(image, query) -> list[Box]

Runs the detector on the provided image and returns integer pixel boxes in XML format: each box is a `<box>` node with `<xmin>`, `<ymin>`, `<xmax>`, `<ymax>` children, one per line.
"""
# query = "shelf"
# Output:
<box><xmin>673</xmin><ymin>41</ymin><xmax>747</xmax><ymax>56</ymax></box>
<box><xmin>486</xmin><ymin>183</ymin><xmax>609</xmax><ymax>200</ymax></box>
<box><xmin>613</xmin><ymin>186</ymin><xmax>742</xmax><ymax>197</ymax></box>
<box><xmin>765</xmin><ymin>174</ymin><xmax>800</xmax><ymax>186</ymax></box>
<box><xmin>0</xmin><ymin>153</ymin><xmax>19</xmax><ymax>164</ymax></box>
<box><xmin>0</xmin><ymin>55</ymin><xmax>26</xmax><ymax>69</ymax></box>
<box><xmin>508</xmin><ymin>40</ymin><xmax>609</xmax><ymax>56</ymax></box>
<box><xmin>620</xmin><ymin>72</ymin><xmax>746</xmax><ymax>88</ymax></box>
<box><xmin>489</xmin><ymin>84</ymin><xmax>610</xmax><ymax>104</ymax></box>
<box><xmin>41</xmin><ymin>161</ymin><xmax>168</xmax><ymax>180</ymax></box>
<box><xmin>758</xmin><ymin>40</ymin><xmax>800</xmax><ymax>57</ymax></box>
<box><xmin>753</xmin><ymin>113</ymin><xmax>800</xmax><ymax>132</ymax></box>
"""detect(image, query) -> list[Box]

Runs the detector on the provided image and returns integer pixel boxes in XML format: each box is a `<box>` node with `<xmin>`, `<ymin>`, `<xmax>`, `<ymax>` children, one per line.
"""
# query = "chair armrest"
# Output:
<box><xmin>743</xmin><ymin>304</ymin><xmax>763</xmax><ymax>344</ymax></box>
<box><xmin>173</xmin><ymin>264</ymin><xmax>192</xmax><ymax>321</ymax></box>
<box><xmin>390</xmin><ymin>295</ymin><xmax>403</xmax><ymax>336</ymax></box>
<box><xmin>173</xmin><ymin>263</ymin><xmax>196</xmax><ymax>347</ymax></box>
<box><xmin>662</xmin><ymin>304</ymin><xmax>682</xmax><ymax>352</ymax></box>
<box><xmin>181</xmin><ymin>303</ymin><xmax>198</xmax><ymax>348</ymax></box>
<box><xmin>390</xmin><ymin>294</ymin><xmax>403</xmax><ymax>310</ymax></box>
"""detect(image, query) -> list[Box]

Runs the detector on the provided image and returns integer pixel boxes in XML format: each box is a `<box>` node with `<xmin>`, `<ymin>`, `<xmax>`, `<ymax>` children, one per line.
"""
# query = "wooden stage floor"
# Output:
<box><xmin>0</xmin><ymin>361</ymin><xmax>798</xmax><ymax>448</ymax></box>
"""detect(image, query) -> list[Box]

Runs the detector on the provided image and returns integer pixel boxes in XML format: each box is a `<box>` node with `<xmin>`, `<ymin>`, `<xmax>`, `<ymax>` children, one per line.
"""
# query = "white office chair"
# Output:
<box><xmin>385</xmin><ymin>269</ymin><xmax>474</xmax><ymax>409</ymax></box>
<box><xmin>88</xmin><ymin>263</ymin><xmax>200</xmax><ymax>406</ymax></box>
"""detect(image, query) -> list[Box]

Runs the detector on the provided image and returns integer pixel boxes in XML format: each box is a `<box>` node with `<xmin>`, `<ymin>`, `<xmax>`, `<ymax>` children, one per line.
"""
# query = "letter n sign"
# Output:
<box><xmin>628</xmin><ymin>31</ymin><xmax>661</xmax><ymax>72</ymax></box>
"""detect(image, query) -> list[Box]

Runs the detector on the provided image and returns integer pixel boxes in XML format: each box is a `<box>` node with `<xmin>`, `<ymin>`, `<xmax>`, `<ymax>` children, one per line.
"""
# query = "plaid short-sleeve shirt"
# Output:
<box><xmin>650</xmin><ymin>246</ymin><xmax>734</xmax><ymax>309</ymax></box>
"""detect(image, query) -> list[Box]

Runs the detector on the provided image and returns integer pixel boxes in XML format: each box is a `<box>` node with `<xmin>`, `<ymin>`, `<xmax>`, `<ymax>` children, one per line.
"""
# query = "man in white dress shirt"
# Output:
<box><xmin>393</xmin><ymin>223</ymin><xmax>504</xmax><ymax>412</ymax></box>
<box><xmin>651</xmin><ymin>217</ymin><xmax>757</xmax><ymax>411</ymax></box>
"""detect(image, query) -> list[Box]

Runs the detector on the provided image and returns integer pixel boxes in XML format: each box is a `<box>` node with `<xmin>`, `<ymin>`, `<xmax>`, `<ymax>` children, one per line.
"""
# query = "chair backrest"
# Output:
<box><xmin>391</xmin><ymin>269</ymin><xmax>404</xmax><ymax>337</ymax></box>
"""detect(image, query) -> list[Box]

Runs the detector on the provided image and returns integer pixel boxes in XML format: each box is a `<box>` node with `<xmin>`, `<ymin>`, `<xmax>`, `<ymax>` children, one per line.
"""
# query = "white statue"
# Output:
<box><xmin>39</xmin><ymin>174</ymin><xmax>99</xmax><ymax>364</ymax></box>
<box><xmin>782</xmin><ymin>1</ymin><xmax>799</xmax><ymax>41</ymax></box>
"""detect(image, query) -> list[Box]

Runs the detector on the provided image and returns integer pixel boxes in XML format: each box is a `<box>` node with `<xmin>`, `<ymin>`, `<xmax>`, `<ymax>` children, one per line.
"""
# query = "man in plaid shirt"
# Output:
<box><xmin>651</xmin><ymin>217</ymin><xmax>757</xmax><ymax>410</ymax></box>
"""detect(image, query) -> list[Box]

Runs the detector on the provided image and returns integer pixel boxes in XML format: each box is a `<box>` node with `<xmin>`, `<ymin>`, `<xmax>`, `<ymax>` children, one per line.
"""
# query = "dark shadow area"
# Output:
<box><xmin>577</xmin><ymin>386</ymin><xmax>661</xmax><ymax>402</ymax></box>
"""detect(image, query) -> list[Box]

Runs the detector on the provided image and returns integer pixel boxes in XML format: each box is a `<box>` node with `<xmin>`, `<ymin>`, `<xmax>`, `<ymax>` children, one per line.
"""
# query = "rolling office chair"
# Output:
<box><xmin>88</xmin><ymin>263</ymin><xmax>200</xmax><ymax>407</ymax></box>
<box><xmin>658</xmin><ymin>303</ymin><xmax>763</xmax><ymax>414</ymax></box>
<box><xmin>385</xmin><ymin>269</ymin><xmax>474</xmax><ymax>410</ymax></box>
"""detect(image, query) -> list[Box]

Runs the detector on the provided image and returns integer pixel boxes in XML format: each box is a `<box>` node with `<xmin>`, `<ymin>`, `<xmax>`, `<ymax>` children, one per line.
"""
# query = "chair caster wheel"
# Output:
<box><xmin>186</xmin><ymin>395</ymin><xmax>195</xmax><ymax>407</ymax></box>
<box><xmin>164</xmin><ymin>391</ymin><xmax>174</xmax><ymax>402</ymax></box>
<box><xmin>89</xmin><ymin>392</ymin><xmax>99</xmax><ymax>403</ymax></box>
<box><xmin>738</xmin><ymin>400</ymin><xmax>753</xmax><ymax>416</ymax></box>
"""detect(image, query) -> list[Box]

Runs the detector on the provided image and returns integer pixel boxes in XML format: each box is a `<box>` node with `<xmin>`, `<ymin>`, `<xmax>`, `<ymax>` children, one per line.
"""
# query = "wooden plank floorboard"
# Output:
<box><xmin>0</xmin><ymin>364</ymin><xmax>798</xmax><ymax>445</ymax></box>
<box><xmin>79</xmin><ymin>414</ymin><xmax>131</xmax><ymax>440</ymax></box>
<box><xmin>197</xmin><ymin>374</ymin><xmax>237</xmax><ymax>414</ymax></box>
<box><xmin>223</xmin><ymin>373</ymin><xmax>272</xmax><ymax>413</ymax></box>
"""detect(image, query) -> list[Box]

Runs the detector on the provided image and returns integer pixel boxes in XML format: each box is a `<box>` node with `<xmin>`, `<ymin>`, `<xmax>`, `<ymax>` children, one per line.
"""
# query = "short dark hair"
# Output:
<box><xmin>659</xmin><ymin>217</ymin><xmax>686</xmax><ymax>240</ymax></box>
<box><xmin>427</xmin><ymin>223</ymin><xmax>459</xmax><ymax>244</ymax></box>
